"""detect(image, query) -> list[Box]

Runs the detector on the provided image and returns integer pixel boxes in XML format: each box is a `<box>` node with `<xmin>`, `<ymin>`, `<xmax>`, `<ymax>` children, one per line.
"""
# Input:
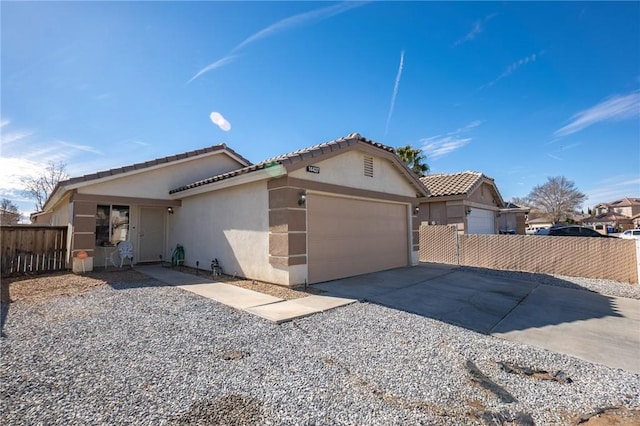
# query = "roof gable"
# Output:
<box><xmin>171</xmin><ymin>133</ymin><xmax>429</xmax><ymax>197</ymax></box>
<box><xmin>43</xmin><ymin>144</ymin><xmax>251</xmax><ymax>211</ymax></box>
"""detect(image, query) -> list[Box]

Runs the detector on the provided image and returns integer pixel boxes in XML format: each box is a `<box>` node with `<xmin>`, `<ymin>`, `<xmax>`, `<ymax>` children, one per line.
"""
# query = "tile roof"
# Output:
<box><xmin>170</xmin><ymin>132</ymin><xmax>403</xmax><ymax>194</ymax></box>
<box><xmin>606</xmin><ymin>197</ymin><xmax>640</xmax><ymax>207</ymax></box>
<box><xmin>59</xmin><ymin>144</ymin><xmax>251</xmax><ymax>187</ymax></box>
<box><xmin>419</xmin><ymin>171</ymin><xmax>489</xmax><ymax>197</ymax></box>
<box><xmin>582</xmin><ymin>211</ymin><xmax>634</xmax><ymax>222</ymax></box>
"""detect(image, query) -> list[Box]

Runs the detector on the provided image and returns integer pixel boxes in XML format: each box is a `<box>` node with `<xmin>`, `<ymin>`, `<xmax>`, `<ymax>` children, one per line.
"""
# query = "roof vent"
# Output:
<box><xmin>364</xmin><ymin>155</ymin><xmax>373</xmax><ymax>177</ymax></box>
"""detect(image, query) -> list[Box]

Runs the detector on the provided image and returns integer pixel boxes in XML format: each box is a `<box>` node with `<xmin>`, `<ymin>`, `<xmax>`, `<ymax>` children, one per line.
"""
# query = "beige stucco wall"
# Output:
<box><xmin>78</xmin><ymin>153</ymin><xmax>242</xmax><ymax>199</ymax></box>
<box><xmin>469</xmin><ymin>182</ymin><xmax>501</xmax><ymax>206</ymax></box>
<box><xmin>289</xmin><ymin>150</ymin><xmax>417</xmax><ymax>197</ymax></box>
<box><xmin>169</xmin><ymin>180</ymin><xmax>297</xmax><ymax>285</ymax></box>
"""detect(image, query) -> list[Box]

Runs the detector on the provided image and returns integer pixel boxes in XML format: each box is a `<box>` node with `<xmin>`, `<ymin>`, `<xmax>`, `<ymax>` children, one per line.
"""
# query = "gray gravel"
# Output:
<box><xmin>2</xmin><ymin>278</ymin><xmax>639</xmax><ymax>425</ymax></box>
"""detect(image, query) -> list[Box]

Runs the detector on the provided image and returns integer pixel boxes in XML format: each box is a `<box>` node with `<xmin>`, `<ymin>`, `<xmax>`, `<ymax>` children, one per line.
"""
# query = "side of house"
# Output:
<box><xmin>417</xmin><ymin>171</ymin><xmax>505</xmax><ymax>234</ymax></box>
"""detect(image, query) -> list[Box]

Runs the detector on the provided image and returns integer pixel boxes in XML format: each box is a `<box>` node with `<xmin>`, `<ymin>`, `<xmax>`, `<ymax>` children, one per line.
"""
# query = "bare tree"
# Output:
<box><xmin>22</xmin><ymin>161</ymin><xmax>69</xmax><ymax>211</ymax></box>
<box><xmin>509</xmin><ymin>197</ymin><xmax>532</xmax><ymax>208</ymax></box>
<box><xmin>0</xmin><ymin>198</ymin><xmax>21</xmax><ymax>225</ymax></box>
<box><xmin>396</xmin><ymin>145</ymin><xmax>429</xmax><ymax>177</ymax></box>
<box><xmin>526</xmin><ymin>176</ymin><xmax>587</xmax><ymax>224</ymax></box>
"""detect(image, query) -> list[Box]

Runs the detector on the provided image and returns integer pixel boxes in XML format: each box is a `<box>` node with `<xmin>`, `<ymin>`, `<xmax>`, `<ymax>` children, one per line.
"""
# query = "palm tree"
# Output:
<box><xmin>396</xmin><ymin>145</ymin><xmax>429</xmax><ymax>177</ymax></box>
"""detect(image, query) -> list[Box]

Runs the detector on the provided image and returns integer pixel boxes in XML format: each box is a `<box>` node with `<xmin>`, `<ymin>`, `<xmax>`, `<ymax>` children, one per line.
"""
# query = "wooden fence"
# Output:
<box><xmin>1</xmin><ymin>226</ymin><xmax>68</xmax><ymax>277</ymax></box>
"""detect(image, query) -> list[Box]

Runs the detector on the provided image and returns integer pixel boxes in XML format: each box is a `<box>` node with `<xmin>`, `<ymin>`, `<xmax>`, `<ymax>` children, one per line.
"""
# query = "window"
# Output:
<box><xmin>96</xmin><ymin>205</ymin><xmax>130</xmax><ymax>246</ymax></box>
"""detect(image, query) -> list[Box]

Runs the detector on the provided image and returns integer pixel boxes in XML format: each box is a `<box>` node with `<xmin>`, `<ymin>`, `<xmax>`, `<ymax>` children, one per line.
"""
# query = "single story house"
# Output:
<box><xmin>417</xmin><ymin>171</ymin><xmax>505</xmax><ymax>234</ymax></box>
<box><xmin>35</xmin><ymin>133</ymin><xmax>429</xmax><ymax>286</ymax></box>
<box><xmin>498</xmin><ymin>202</ymin><xmax>530</xmax><ymax>235</ymax></box>
<box><xmin>581</xmin><ymin>211</ymin><xmax>634</xmax><ymax>234</ymax></box>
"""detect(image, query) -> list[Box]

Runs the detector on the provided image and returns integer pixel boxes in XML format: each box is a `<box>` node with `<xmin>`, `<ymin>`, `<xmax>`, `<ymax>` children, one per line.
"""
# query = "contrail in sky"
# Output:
<box><xmin>385</xmin><ymin>50</ymin><xmax>405</xmax><ymax>137</ymax></box>
<box><xmin>189</xmin><ymin>1</ymin><xmax>367</xmax><ymax>83</ymax></box>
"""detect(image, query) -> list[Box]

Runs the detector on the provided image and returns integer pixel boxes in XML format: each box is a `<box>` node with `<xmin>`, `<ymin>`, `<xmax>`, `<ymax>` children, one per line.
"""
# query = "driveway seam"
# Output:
<box><xmin>488</xmin><ymin>282</ymin><xmax>540</xmax><ymax>334</ymax></box>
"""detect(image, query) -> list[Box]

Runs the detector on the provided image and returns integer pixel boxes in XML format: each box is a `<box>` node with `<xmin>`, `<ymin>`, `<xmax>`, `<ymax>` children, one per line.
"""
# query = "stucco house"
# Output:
<box><xmin>416</xmin><ymin>171</ymin><xmax>505</xmax><ymax>234</ymax></box>
<box><xmin>594</xmin><ymin>197</ymin><xmax>640</xmax><ymax>218</ymax></box>
<box><xmin>581</xmin><ymin>211</ymin><xmax>634</xmax><ymax>234</ymax></box>
<box><xmin>34</xmin><ymin>133</ymin><xmax>429</xmax><ymax>286</ymax></box>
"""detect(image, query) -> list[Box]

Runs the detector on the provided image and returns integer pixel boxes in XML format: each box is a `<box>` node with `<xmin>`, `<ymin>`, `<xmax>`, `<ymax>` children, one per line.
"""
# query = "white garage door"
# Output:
<box><xmin>307</xmin><ymin>194</ymin><xmax>409</xmax><ymax>284</ymax></box>
<box><xmin>467</xmin><ymin>208</ymin><xmax>495</xmax><ymax>234</ymax></box>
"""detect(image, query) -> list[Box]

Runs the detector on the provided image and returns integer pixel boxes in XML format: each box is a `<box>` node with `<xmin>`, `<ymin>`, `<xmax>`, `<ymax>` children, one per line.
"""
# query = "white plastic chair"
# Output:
<box><xmin>116</xmin><ymin>240</ymin><xmax>134</xmax><ymax>268</ymax></box>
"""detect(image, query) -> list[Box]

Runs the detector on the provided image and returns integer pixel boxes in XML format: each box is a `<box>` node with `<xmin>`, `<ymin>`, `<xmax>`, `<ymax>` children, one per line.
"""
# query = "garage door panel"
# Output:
<box><xmin>308</xmin><ymin>194</ymin><xmax>408</xmax><ymax>283</ymax></box>
<box><xmin>467</xmin><ymin>208</ymin><xmax>495</xmax><ymax>234</ymax></box>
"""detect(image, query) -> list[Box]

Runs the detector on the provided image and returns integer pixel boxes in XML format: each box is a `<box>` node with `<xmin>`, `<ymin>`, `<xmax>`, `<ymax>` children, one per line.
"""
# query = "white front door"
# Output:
<box><xmin>138</xmin><ymin>207</ymin><xmax>166</xmax><ymax>262</ymax></box>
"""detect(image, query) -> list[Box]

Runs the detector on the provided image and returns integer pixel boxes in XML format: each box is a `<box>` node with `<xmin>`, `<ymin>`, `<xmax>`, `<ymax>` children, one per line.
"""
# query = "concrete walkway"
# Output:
<box><xmin>314</xmin><ymin>264</ymin><xmax>640</xmax><ymax>373</ymax></box>
<box><xmin>136</xmin><ymin>265</ymin><xmax>355</xmax><ymax>324</ymax></box>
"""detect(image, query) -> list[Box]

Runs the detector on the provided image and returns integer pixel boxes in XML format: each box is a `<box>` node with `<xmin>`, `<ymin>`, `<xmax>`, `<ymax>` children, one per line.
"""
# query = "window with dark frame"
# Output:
<box><xmin>96</xmin><ymin>204</ymin><xmax>130</xmax><ymax>246</ymax></box>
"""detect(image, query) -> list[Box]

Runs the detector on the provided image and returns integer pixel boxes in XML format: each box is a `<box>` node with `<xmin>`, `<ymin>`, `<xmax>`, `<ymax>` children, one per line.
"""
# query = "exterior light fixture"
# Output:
<box><xmin>167</xmin><ymin>207</ymin><xmax>174</xmax><ymax>214</ymax></box>
<box><xmin>414</xmin><ymin>206</ymin><xmax>420</xmax><ymax>215</ymax></box>
<box><xmin>465</xmin><ymin>207</ymin><xmax>471</xmax><ymax>215</ymax></box>
<box><xmin>298</xmin><ymin>191</ymin><xmax>307</xmax><ymax>206</ymax></box>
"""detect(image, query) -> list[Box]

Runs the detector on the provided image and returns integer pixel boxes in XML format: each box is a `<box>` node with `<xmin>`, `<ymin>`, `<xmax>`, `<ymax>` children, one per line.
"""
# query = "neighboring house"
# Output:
<box><xmin>498</xmin><ymin>202</ymin><xmax>530</xmax><ymax>235</ymax></box>
<box><xmin>594</xmin><ymin>197</ymin><xmax>640</xmax><ymax>218</ymax></box>
<box><xmin>525</xmin><ymin>216</ymin><xmax>554</xmax><ymax>234</ymax></box>
<box><xmin>581</xmin><ymin>211</ymin><xmax>634</xmax><ymax>234</ymax></box>
<box><xmin>33</xmin><ymin>133</ymin><xmax>429</xmax><ymax>286</ymax></box>
<box><xmin>417</xmin><ymin>171</ymin><xmax>505</xmax><ymax>234</ymax></box>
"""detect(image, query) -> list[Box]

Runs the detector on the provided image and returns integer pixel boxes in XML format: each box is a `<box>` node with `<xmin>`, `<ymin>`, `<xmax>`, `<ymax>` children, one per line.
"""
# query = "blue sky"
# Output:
<box><xmin>1</xmin><ymin>1</ymin><xmax>639</xmax><ymax>219</ymax></box>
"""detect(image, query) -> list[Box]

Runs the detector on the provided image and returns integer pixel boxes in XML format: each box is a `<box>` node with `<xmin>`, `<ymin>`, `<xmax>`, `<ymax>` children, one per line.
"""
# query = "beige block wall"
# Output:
<box><xmin>419</xmin><ymin>225</ymin><xmax>638</xmax><ymax>284</ymax></box>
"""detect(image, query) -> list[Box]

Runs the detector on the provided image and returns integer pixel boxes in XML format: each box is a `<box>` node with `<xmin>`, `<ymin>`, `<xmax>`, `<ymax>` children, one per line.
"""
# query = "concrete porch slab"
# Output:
<box><xmin>244</xmin><ymin>295</ymin><xmax>356</xmax><ymax>324</ymax></box>
<box><xmin>177</xmin><ymin>282</ymin><xmax>283</xmax><ymax>310</ymax></box>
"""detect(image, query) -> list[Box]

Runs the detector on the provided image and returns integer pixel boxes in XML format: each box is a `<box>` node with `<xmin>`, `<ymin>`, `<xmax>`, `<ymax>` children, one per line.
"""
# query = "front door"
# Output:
<box><xmin>138</xmin><ymin>207</ymin><xmax>166</xmax><ymax>262</ymax></box>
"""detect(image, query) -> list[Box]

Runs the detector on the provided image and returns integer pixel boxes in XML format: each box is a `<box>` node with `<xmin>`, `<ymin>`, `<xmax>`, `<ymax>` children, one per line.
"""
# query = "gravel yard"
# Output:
<box><xmin>1</xmin><ymin>270</ymin><xmax>639</xmax><ymax>425</ymax></box>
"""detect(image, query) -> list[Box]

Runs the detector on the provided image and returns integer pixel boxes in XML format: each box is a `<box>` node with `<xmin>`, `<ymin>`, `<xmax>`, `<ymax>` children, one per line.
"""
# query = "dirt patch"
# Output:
<box><xmin>2</xmin><ymin>269</ymin><xmax>150</xmax><ymax>303</ymax></box>
<box><xmin>170</xmin><ymin>394</ymin><xmax>264</xmax><ymax>425</ymax></box>
<box><xmin>176</xmin><ymin>266</ymin><xmax>325</xmax><ymax>300</ymax></box>
<box><xmin>577</xmin><ymin>407</ymin><xmax>640</xmax><ymax>425</ymax></box>
<box><xmin>2</xmin><ymin>264</ymin><xmax>322</xmax><ymax>303</ymax></box>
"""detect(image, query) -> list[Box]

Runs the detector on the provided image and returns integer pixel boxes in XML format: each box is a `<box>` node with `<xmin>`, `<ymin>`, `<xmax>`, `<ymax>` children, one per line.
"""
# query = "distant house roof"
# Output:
<box><xmin>608</xmin><ymin>197</ymin><xmax>640</xmax><ymax>207</ymax></box>
<box><xmin>596</xmin><ymin>197</ymin><xmax>640</xmax><ymax>209</ymax></box>
<box><xmin>419</xmin><ymin>171</ymin><xmax>504</xmax><ymax>205</ymax></box>
<box><xmin>170</xmin><ymin>132</ymin><xmax>428</xmax><ymax>196</ymax></box>
<box><xmin>582</xmin><ymin>211</ymin><xmax>634</xmax><ymax>223</ymax></box>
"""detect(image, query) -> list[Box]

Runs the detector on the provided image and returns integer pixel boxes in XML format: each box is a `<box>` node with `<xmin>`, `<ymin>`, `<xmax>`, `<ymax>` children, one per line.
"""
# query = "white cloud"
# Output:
<box><xmin>478</xmin><ymin>51</ymin><xmax>544</xmax><ymax>91</ymax></box>
<box><xmin>384</xmin><ymin>50</ymin><xmax>405</xmax><ymax>136</ymax></box>
<box><xmin>583</xmin><ymin>175</ymin><xmax>640</xmax><ymax>206</ymax></box>
<box><xmin>0</xmin><ymin>156</ymin><xmax>43</xmax><ymax>194</ymax></box>
<box><xmin>57</xmin><ymin>140</ymin><xmax>104</xmax><ymax>155</ymax></box>
<box><xmin>419</xmin><ymin>120</ymin><xmax>483</xmax><ymax>159</ymax></box>
<box><xmin>189</xmin><ymin>1</ymin><xmax>367</xmax><ymax>82</ymax></box>
<box><xmin>188</xmin><ymin>54</ymin><xmax>239</xmax><ymax>84</ymax></box>
<box><xmin>0</xmin><ymin>130</ymin><xmax>33</xmax><ymax>147</ymax></box>
<box><xmin>546</xmin><ymin>153</ymin><xmax>562</xmax><ymax>161</ymax></box>
<box><xmin>0</xmin><ymin>119</ymin><xmax>10</xmax><ymax>128</ymax></box>
<box><xmin>210</xmin><ymin>112</ymin><xmax>231</xmax><ymax>131</ymax></box>
<box><xmin>554</xmin><ymin>91</ymin><xmax>640</xmax><ymax>138</ymax></box>
<box><xmin>231</xmin><ymin>1</ymin><xmax>366</xmax><ymax>54</ymax></box>
<box><xmin>453</xmin><ymin>13</ymin><xmax>497</xmax><ymax>47</ymax></box>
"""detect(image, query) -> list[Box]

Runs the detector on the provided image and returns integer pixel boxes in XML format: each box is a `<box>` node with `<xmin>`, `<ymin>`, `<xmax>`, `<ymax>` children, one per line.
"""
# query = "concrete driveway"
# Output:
<box><xmin>313</xmin><ymin>263</ymin><xmax>640</xmax><ymax>373</ymax></box>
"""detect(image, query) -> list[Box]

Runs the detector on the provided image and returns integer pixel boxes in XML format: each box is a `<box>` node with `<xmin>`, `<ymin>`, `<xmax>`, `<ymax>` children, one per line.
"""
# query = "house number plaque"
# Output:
<box><xmin>306</xmin><ymin>165</ymin><xmax>320</xmax><ymax>174</ymax></box>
